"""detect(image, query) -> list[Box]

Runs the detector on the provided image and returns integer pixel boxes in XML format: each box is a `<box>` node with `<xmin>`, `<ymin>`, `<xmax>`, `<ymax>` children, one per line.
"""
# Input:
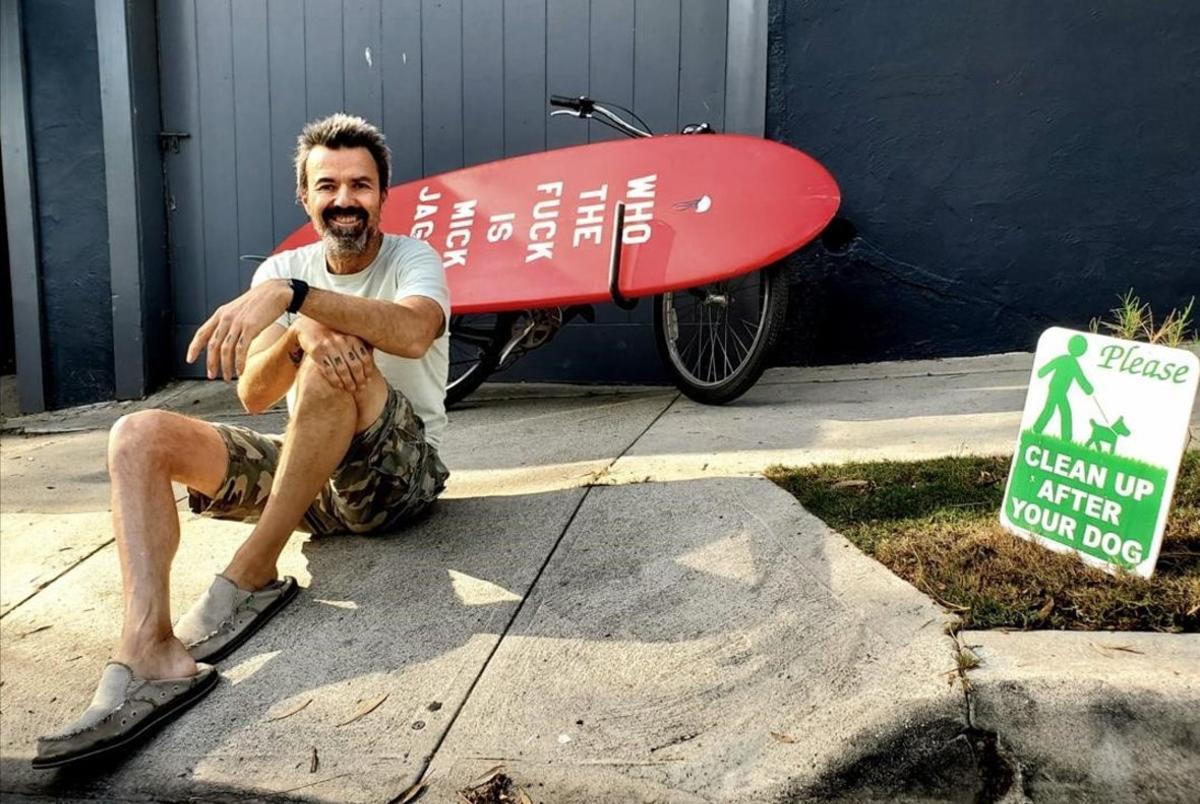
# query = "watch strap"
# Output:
<box><xmin>287</xmin><ymin>278</ymin><xmax>309</xmax><ymax>314</ymax></box>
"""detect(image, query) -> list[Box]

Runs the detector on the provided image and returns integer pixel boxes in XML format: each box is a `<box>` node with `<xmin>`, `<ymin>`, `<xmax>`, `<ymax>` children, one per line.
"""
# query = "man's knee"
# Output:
<box><xmin>108</xmin><ymin>410</ymin><xmax>174</xmax><ymax>472</ymax></box>
<box><xmin>296</xmin><ymin>354</ymin><xmax>384</xmax><ymax>410</ymax></box>
<box><xmin>295</xmin><ymin>356</ymin><xmax>351</xmax><ymax>402</ymax></box>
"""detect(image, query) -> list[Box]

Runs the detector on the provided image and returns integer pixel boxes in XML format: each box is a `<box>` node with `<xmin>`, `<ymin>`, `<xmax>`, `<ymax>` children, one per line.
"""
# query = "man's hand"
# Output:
<box><xmin>187</xmin><ymin>280</ymin><xmax>291</xmax><ymax>380</ymax></box>
<box><xmin>292</xmin><ymin>317</ymin><xmax>376</xmax><ymax>392</ymax></box>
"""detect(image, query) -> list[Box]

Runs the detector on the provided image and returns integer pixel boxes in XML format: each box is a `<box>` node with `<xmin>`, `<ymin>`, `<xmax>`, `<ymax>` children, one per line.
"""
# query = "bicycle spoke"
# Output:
<box><xmin>721</xmin><ymin>312</ymin><xmax>733</xmax><ymax>379</ymax></box>
<box><xmin>682</xmin><ymin>325</ymin><xmax>703</xmax><ymax>363</ymax></box>
<box><xmin>700</xmin><ymin>306</ymin><xmax>710</xmax><ymax>386</ymax></box>
<box><xmin>726</xmin><ymin>319</ymin><xmax>752</xmax><ymax>361</ymax></box>
<box><xmin>662</xmin><ymin>270</ymin><xmax>774</xmax><ymax>387</ymax></box>
<box><xmin>660</xmin><ymin>267</ymin><xmax>780</xmax><ymax>397</ymax></box>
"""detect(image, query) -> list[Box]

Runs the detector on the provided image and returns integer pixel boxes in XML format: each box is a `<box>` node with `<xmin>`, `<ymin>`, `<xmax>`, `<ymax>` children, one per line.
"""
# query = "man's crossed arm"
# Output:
<box><xmin>186</xmin><ymin>278</ymin><xmax>445</xmax><ymax>414</ymax></box>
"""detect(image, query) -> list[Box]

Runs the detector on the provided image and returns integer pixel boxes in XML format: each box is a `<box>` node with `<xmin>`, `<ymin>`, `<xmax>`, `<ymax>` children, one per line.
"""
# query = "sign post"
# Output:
<box><xmin>1001</xmin><ymin>328</ymin><xmax>1199</xmax><ymax>578</ymax></box>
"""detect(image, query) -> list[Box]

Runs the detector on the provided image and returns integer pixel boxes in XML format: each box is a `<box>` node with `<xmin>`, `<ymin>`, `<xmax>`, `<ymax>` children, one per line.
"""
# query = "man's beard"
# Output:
<box><xmin>320</xmin><ymin>206</ymin><xmax>374</xmax><ymax>258</ymax></box>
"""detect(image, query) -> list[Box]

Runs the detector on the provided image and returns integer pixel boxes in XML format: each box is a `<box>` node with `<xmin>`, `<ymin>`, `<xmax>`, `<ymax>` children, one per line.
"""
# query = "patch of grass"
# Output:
<box><xmin>1089</xmin><ymin>289</ymin><xmax>1197</xmax><ymax>347</ymax></box>
<box><xmin>955</xmin><ymin>646</ymin><xmax>981</xmax><ymax>672</ymax></box>
<box><xmin>765</xmin><ymin>453</ymin><xmax>1200</xmax><ymax>632</ymax></box>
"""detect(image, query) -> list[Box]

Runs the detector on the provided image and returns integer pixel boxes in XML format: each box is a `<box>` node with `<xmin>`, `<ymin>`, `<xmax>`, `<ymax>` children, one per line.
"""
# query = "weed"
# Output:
<box><xmin>1090</xmin><ymin>290</ymin><xmax>1197</xmax><ymax>346</ymax></box>
<box><xmin>955</xmin><ymin>647</ymin><xmax>981</xmax><ymax>672</ymax></box>
<box><xmin>1155</xmin><ymin>297</ymin><xmax>1197</xmax><ymax>347</ymax></box>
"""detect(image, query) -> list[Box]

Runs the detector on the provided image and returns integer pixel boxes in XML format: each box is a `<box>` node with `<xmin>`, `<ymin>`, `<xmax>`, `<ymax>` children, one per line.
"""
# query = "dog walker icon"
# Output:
<box><xmin>1032</xmin><ymin>333</ymin><xmax>1131</xmax><ymax>454</ymax></box>
<box><xmin>1033</xmin><ymin>334</ymin><xmax>1093</xmax><ymax>443</ymax></box>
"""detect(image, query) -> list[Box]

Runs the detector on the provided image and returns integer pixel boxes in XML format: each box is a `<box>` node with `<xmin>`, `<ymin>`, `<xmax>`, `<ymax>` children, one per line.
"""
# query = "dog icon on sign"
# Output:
<box><xmin>1085</xmin><ymin>416</ymin><xmax>1131</xmax><ymax>454</ymax></box>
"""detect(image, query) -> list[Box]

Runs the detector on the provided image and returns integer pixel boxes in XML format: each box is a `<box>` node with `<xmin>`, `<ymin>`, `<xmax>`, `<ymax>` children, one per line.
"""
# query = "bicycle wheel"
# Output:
<box><xmin>446</xmin><ymin>313</ymin><xmax>514</xmax><ymax>407</ymax></box>
<box><xmin>652</xmin><ymin>264</ymin><xmax>789</xmax><ymax>405</ymax></box>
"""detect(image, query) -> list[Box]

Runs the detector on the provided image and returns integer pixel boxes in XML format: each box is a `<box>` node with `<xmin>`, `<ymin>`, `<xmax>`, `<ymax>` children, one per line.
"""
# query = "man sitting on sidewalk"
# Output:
<box><xmin>34</xmin><ymin>114</ymin><xmax>451</xmax><ymax>768</ymax></box>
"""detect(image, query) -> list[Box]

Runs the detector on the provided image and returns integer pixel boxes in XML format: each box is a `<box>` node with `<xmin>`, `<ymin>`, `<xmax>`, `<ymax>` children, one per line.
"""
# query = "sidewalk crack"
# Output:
<box><xmin>948</xmin><ymin>626</ymin><xmax>1027</xmax><ymax>802</ymax></box>
<box><xmin>0</xmin><ymin>538</ymin><xmax>115</xmax><ymax>621</ymax></box>
<box><xmin>410</xmin><ymin>391</ymin><xmax>681</xmax><ymax>784</ymax></box>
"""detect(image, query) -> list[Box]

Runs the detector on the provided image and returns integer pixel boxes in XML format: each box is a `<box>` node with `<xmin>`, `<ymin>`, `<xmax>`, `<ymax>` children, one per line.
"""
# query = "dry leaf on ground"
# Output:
<box><xmin>336</xmin><ymin>693</ymin><xmax>389</xmax><ymax>727</ymax></box>
<box><xmin>265</xmin><ymin>697</ymin><xmax>313</xmax><ymax>722</ymax></box>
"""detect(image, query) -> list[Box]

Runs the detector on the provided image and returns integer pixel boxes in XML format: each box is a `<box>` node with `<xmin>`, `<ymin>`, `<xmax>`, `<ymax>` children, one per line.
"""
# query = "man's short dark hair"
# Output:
<box><xmin>294</xmin><ymin>113</ymin><xmax>391</xmax><ymax>200</ymax></box>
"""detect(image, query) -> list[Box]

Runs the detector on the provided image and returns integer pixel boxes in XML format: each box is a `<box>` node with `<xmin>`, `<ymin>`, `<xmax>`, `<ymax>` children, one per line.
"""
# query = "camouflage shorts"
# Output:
<box><xmin>188</xmin><ymin>387</ymin><xmax>449</xmax><ymax>536</ymax></box>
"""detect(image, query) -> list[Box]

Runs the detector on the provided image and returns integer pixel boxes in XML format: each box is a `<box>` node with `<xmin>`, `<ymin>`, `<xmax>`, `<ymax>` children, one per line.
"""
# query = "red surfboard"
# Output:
<box><xmin>276</xmin><ymin>134</ymin><xmax>839</xmax><ymax>314</ymax></box>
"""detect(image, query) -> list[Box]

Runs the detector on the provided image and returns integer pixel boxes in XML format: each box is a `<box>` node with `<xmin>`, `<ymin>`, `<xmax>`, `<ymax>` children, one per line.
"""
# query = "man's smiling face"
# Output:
<box><xmin>300</xmin><ymin>145</ymin><xmax>387</xmax><ymax>259</ymax></box>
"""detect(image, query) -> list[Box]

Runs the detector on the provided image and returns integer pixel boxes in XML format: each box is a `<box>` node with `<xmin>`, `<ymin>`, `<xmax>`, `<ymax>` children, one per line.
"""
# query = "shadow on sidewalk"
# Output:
<box><xmin>0</xmin><ymin>471</ymin><xmax>948</xmax><ymax>802</ymax></box>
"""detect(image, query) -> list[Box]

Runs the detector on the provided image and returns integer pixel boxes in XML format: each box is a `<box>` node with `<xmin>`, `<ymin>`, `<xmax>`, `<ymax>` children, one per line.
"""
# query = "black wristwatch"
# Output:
<box><xmin>287</xmin><ymin>278</ymin><xmax>309</xmax><ymax>314</ymax></box>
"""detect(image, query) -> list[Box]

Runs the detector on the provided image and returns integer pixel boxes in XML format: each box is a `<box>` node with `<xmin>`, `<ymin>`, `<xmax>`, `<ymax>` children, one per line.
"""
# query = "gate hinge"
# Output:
<box><xmin>158</xmin><ymin>131</ymin><xmax>191</xmax><ymax>153</ymax></box>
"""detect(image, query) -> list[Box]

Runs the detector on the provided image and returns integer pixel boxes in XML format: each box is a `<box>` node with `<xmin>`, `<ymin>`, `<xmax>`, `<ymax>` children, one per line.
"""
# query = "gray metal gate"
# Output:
<box><xmin>158</xmin><ymin>0</ymin><xmax>759</xmax><ymax>378</ymax></box>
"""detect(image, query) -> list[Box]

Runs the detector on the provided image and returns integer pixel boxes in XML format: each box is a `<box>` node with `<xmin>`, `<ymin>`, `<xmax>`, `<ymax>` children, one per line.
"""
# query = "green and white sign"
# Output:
<box><xmin>1001</xmin><ymin>327</ymin><xmax>1199</xmax><ymax>578</ymax></box>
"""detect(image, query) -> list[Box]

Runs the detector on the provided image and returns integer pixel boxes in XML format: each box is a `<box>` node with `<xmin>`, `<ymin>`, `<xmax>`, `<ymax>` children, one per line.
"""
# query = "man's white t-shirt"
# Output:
<box><xmin>251</xmin><ymin>234</ymin><xmax>451</xmax><ymax>449</ymax></box>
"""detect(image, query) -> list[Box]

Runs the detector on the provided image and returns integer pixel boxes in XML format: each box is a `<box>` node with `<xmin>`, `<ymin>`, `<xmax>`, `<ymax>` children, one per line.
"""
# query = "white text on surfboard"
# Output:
<box><xmin>410</xmin><ymin>187</ymin><xmax>478</xmax><ymax>268</ymax></box>
<box><xmin>525</xmin><ymin>182</ymin><xmax>563</xmax><ymax>263</ymax></box>
<box><xmin>409</xmin><ymin>175</ymin><xmax>658</xmax><ymax>269</ymax></box>
<box><xmin>573</xmin><ymin>185</ymin><xmax>608</xmax><ymax>248</ymax></box>
<box><xmin>622</xmin><ymin>174</ymin><xmax>656</xmax><ymax>245</ymax></box>
<box><xmin>487</xmin><ymin>212</ymin><xmax>516</xmax><ymax>243</ymax></box>
<box><xmin>526</xmin><ymin>174</ymin><xmax>657</xmax><ymax>261</ymax></box>
<box><xmin>410</xmin><ymin>185</ymin><xmax>441</xmax><ymax>241</ymax></box>
<box><xmin>442</xmin><ymin>200</ymin><xmax>477</xmax><ymax>268</ymax></box>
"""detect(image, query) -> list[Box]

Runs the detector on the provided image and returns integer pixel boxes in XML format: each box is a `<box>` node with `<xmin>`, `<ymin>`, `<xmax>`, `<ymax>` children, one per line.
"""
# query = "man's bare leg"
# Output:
<box><xmin>222</xmin><ymin>358</ymin><xmax>387</xmax><ymax>591</ymax></box>
<box><xmin>105</xmin><ymin>360</ymin><xmax>384</xmax><ymax>680</ymax></box>
<box><xmin>106</xmin><ymin>411</ymin><xmax>229</xmax><ymax>680</ymax></box>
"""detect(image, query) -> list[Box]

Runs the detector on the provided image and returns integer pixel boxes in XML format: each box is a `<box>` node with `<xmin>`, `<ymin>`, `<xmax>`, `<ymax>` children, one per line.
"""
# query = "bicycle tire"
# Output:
<box><xmin>445</xmin><ymin>313</ymin><xmax>515</xmax><ymax>407</ymax></box>
<box><xmin>652</xmin><ymin>264</ymin><xmax>790</xmax><ymax>405</ymax></box>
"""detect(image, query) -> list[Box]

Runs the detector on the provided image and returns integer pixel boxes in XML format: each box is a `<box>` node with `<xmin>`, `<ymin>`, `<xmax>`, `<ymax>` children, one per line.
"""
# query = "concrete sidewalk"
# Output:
<box><xmin>1</xmin><ymin>354</ymin><xmax>1196</xmax><ymax>802</ymax></box>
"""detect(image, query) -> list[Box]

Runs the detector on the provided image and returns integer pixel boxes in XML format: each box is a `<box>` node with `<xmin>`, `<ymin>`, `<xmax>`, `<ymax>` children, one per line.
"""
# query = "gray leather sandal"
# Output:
<box><xmin>174</xmin><ymin>574</ymin><xmax>300</xmax><ymax>664</ymax></box>
<box><xmin>33</xmin><ymin>662</ymin><xmax>218</xmax><ymax>769</ymax></box>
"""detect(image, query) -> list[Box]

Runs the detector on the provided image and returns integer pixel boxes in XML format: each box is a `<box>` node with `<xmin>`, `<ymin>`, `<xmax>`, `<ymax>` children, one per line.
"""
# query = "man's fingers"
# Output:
<box><xmin>219</xmin><ymin>328</ymin><xmax>240</xmax><ymax>381</ymax></box>
<box><xmin>331</xmin><ymin>353</ymin><xmax>356</xmax><ymax>391</ymax></box>
<box><xmin>206</xmin><ymin>323</ymin><xmax>231</xmax><ymax>380</ymax></box>
<box><xmin>320</xmin><ymin>356</ymin><xmax>341</xmax><ymax>388</ymax></box>
<box><xmin>330</xmin><ymin>358</ymin><xmax>352</xmax><ymax>391</ymax></box>
<box><xmin>187</xmin><ymin>317</ymin><xmax>219</xmax><ymax>364</ymax></box>
<box><xmin>345</xmin><ymin>349</ymin><xmax>369</xmax><ymax>387</ymax></box>
<box><xmin>360</xmin><ymin>352</ymin><xmax>376</xmax><ymax>380</ymax></box>
<box><xmin>355</xmin><ymin>344</ymin><xmax>374</xmax><ymax>377</ymax></box>
<box><xmin>331</xmin><ymin>337</ymin><xmax>367</xmax><ymax>387</ymax></box>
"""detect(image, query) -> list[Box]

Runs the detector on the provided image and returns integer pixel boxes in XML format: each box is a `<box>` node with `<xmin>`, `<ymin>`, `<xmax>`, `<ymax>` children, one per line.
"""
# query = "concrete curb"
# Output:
<box><xmin>961</xmin><ymin>630</ymin><xmax>1200</xmax><ymax>803</ymax></box>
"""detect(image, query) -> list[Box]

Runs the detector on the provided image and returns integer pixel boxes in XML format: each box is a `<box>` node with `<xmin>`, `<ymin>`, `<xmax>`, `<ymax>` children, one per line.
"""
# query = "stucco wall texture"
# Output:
<box><xmin>23</xmin><ymin>0</ymin><xmax>114</xmax><ymax>406</ymax></box>
<box><xmin>768</xmin><ymin>1</ymin><xmax>1199</xmax><ymax>366</ymax></box>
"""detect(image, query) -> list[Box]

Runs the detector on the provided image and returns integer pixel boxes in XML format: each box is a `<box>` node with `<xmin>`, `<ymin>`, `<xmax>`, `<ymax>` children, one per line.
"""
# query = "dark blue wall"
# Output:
<box><xmin>768</xmin><ymin>1</ymin><xmax>1200</xmax><ymax>365</ymax></box>
<box><xmin>23</xmin><ymin>0</ymin><xmax>114</xmax><ymax>406</ymax></box>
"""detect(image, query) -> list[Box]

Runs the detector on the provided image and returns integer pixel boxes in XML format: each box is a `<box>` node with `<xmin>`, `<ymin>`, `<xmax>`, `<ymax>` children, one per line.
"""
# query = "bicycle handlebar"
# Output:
<box><xmin>550</xmin><ymin>95</ymin><xmax>592</xmax><ymax>113</ymax></box>
<box><xmin>549</xmin><ymin>94</ymin><xmax>652</xmax><ymax>138</ymax></box>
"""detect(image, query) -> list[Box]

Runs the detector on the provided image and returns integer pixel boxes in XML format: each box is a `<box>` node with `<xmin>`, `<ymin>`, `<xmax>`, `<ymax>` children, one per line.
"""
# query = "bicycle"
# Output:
<box><xmin>446</xmin><ymin>94</ymin><xmax>833</xmax><ymax>407</ymax></box>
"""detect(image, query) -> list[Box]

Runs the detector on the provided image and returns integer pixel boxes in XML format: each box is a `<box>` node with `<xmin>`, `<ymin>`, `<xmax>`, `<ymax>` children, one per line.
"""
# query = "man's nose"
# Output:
<box><xmin>333</xmin><ymin>184</ymin><xmax>355</xmax><ymax>207</ymax></box>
